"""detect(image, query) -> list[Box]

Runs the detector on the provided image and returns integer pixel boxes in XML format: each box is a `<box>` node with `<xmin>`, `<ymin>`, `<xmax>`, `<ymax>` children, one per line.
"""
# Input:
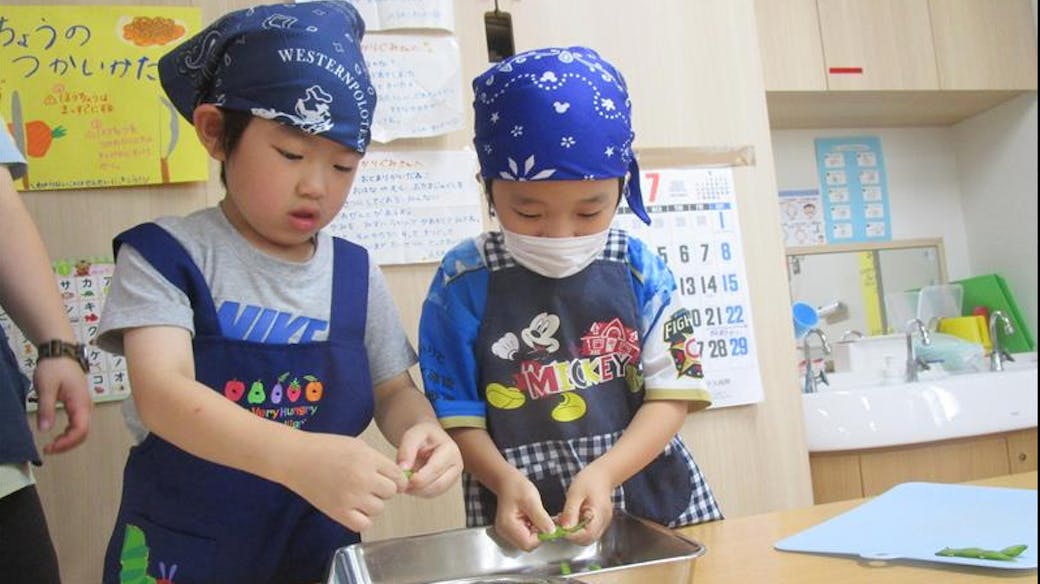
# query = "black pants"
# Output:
<box><xmin>0</xmin><ymin>484</ymin><xmax>61</xmax><ymax>584</ymax></box>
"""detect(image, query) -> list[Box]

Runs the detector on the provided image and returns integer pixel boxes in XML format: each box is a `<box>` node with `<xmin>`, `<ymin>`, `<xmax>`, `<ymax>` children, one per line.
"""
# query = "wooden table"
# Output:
<box><xmin>676</xmin><ymin>472</ymin><xmax>1037</xmax><ymax>583</ymax></box>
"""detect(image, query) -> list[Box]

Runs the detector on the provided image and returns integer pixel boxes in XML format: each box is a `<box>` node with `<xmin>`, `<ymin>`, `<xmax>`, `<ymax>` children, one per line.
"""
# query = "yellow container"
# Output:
<box><xmin>938</xmin><ymin>315</ymin><xmax>992</xmax><ymax>353</ymax></box>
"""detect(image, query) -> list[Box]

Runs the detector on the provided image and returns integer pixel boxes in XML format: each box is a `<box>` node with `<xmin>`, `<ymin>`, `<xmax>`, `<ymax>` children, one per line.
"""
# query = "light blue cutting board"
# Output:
<box><xmin>775</xmin><ymin>482</ymin><xmax>1038</xmax><ymax>570</ymax></box>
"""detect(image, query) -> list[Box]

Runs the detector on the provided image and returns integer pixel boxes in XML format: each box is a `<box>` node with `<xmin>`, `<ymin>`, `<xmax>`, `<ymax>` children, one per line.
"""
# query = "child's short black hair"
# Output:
<box><xmin>218</xmin><ymin>109</ymin><xmax>254</xmax><ymax>187</ymax></box>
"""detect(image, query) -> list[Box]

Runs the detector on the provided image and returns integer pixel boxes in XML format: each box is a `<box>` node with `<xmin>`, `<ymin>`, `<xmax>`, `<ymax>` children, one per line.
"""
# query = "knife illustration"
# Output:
<box><xmin>159</xmin><ymin>96</ymin><xmax>179</xmax><ymax>183</ymax></box>
<box><xmin>10</xmin><ymin>91</ymin><xmax>29</xmax><ymax>189</ymax></box>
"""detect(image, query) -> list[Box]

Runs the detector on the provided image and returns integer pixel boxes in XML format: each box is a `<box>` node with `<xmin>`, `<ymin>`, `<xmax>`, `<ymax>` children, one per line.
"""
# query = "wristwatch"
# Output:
<box><xmin>37</xmin><ymin>339</ymin><xmax>90</xmax><ymax>373</ymax></box>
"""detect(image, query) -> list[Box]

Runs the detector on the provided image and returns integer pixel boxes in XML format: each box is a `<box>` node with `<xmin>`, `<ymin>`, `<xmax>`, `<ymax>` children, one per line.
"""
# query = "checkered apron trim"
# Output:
<box><xmin>462</xmin><ymin>431</ymin><xmax>723</xmax><ymax>528</ymax></box>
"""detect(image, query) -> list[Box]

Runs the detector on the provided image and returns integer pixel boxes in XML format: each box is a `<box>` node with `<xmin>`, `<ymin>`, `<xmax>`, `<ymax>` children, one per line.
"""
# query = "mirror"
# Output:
<box><xmin>786</xmin><ymin>238</ymin><xmax>947</xmax><ymax>341</ymax></box>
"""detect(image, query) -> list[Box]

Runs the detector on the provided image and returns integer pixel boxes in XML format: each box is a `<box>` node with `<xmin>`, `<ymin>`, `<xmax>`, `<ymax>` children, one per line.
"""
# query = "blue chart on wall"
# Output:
<box><xmin>813</xmin><ymin>136</ymin><xmax>892</xmax><ymax>244</ymax></box>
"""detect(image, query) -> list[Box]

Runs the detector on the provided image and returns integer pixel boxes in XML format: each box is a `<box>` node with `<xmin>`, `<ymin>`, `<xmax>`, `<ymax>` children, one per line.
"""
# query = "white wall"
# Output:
<box><xmin>952</xmin><ymin>93</ymin><xmax>1039</xmax><ymax>341</ymax></box>
<box><xmin>770</xmin><ymin>128</ymin><xmax>972</xmax><ymax>279</ymax></box>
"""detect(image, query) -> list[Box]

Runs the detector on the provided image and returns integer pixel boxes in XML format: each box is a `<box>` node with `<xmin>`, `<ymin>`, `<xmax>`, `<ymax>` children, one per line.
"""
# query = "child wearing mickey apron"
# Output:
<box><xmin>96</xmin><ymin>3</ymin><xmax>461</xmax><ymax>582</ymax></box>
<box><xmin>419</xmin><ymin>46</ymin><xmax>723</xmax><ymax>552</ymax></box>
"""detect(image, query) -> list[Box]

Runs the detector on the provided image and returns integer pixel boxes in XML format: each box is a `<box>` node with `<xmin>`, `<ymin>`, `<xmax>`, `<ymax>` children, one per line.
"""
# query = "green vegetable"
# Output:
<box><xmin>1001</xmin><ymin>545</ymin><xmax>1028</xmax><ymax>557</ymax></box>
<box><xmin>559</xmin><ymin>561</ymin><xmax>572</xmax><ymax>576</ymax></box>
<box><xmin>403</xmin><ymin>469</ymin><xmax>414</xmax><ymax>479</ymax></box>
<box><xmin>537</xmin><ymin>518</ymin><xmax>589</xmax><ymax>542</ymax></box>
<box><xmin>936</xmin><ymin>544</ymin><xmax>1028</xmax><ymax>561</ymax></box>
<box><xmin>587</xmin><ymin>562</ymin><xmax>602</xmax><ymax>571</ymax></box>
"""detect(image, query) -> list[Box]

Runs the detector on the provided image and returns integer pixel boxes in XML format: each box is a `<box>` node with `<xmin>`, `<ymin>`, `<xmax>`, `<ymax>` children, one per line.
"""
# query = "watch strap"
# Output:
<box><xmin>36</xmin><ymin>339</ymin><xmax>89</xmax><ymax>373</ymax></box>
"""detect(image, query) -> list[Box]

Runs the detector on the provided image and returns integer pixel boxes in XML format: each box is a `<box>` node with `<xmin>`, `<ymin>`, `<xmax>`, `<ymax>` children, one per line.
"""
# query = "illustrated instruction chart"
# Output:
<box><xmin>613</xmin><ymin>167</ymin><xmax>764</xmax><ymax>408</ymax></box>
<box><xmin>814</xmin><ymin>136</ymin><xmax>892</xmax><ymax>243</ymax></box>
<box><xmin>0</xmin><ymin>259</ymin><xmax>129</xmax><ymax>410</ymax></box>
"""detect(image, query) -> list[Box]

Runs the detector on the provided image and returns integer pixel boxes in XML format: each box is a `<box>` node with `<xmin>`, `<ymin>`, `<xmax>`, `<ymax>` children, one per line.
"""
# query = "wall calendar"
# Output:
<box><xmin>614</xmin><ymin>167</ymin><xmax>764</xmax><ymax>407</ymax></box>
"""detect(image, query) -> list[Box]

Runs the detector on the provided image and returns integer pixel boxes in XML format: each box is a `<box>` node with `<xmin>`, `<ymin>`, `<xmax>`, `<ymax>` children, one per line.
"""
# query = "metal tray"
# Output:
<box><xmin>326</xmin><ymin>511</ymin><xmax>705</xmax><ymax>584</ymax></box>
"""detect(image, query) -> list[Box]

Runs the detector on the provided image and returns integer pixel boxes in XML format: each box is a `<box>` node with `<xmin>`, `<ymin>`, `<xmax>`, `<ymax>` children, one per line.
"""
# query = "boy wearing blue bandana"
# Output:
<box><xmin>97</xmin><ymin>3</ymin><xmax>460</xmax><ymax>582</ymax></box>
<box><xmin>419</xmin><ymin>46</ymin><xmax>723</xmax><ymax>551</ymax></box>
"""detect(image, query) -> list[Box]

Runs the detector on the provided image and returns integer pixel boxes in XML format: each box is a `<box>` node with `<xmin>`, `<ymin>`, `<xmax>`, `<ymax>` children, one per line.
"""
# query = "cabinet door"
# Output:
<box><xmin>754</xmin><ymin>0</ymin><xmax>827</xmax><ymax>91</ymax></box>
<box><xmin>859</xmin><ymin>435</ymin><xmax>1010</xmax><ymax>496</ymax></box>
<box><xmin>929</xmin><ymin>0</ymin><xmax>1038</xmax><ymax>90</ymax></box>
<box><xmin>1007</xmin><ymin>428</ymin><xmax>1039</xmax><ymax>474</ymax></box>
<box><xmin>817</xmin><ymin>0</ymin><xmax>939</xmax><ymax>90</ymax></box>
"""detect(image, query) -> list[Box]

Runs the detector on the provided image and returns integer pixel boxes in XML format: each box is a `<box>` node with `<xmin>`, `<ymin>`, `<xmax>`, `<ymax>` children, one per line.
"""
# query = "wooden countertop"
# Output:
<box><xmin>676</xmin><ymin>472</ymin><xmax>1037</xmax><ymax>584</ymax></box>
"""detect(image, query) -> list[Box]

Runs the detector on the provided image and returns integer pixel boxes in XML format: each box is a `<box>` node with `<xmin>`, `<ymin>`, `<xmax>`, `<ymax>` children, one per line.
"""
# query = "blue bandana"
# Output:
<box><xmin>159</xmin><ymin>1</ymin><xmax>376</xmax><ymax>153</ymax></box>
<box><xmin>473</xmin><ymin>46</ymin><xmax>649</xmax><ymax>224</ymax></box>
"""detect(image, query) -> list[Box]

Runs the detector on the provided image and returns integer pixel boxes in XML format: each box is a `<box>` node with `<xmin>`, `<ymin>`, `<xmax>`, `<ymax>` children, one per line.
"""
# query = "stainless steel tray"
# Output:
<box><xmin>326</xmin><ymin>511</ymin><xmax>705</xmax><ymax>584</ymax></box>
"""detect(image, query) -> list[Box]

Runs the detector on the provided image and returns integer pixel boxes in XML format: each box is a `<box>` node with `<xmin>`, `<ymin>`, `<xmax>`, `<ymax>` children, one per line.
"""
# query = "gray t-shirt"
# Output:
<box><xmin>97</xmin><ymin>206</ymin><xmax>416</xmax><ymax>441</ymax></box>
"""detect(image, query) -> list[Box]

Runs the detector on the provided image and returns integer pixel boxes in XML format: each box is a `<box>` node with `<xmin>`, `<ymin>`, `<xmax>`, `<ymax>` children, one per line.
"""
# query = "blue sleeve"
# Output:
<box><xmin>0</xmin><ymin>115</ymin><xmax>27</xmax><ymax>180</ymax></box>
<box><xmin>627</xmin><ymin>235</ymin><xmax>677</xmax><ymax>337</ymax></box>
<box><xmin>418</xmin><ymin>238</ymin><xmax>490</xmax><ymax>429</ymax></box>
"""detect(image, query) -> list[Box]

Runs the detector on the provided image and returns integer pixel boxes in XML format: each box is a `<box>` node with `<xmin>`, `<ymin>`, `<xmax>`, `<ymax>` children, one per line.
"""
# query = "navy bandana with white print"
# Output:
<box><xmin>158</xmin><ymin>1</ymin><xmax>376</xmax><ymax>153</ymax></box>
<box><xmin>473</xmin><ymin>46</ymin><xmax>650</xmax><ymax>224</ymax></box>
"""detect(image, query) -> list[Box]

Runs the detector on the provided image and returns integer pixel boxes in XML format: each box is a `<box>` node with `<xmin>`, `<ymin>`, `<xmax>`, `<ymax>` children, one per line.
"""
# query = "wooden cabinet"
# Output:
<box><xmin>817</xmin><ymin>0</ymin><xmax>939</xmax><ymax>91</ymax></box>
<box><xmin>810</xmin><ymin>428</ymin><xmax>1039</xmax><ymax>504</ymax></box>
<box><xmin>754</xmin><ymin>0</ymin><xmax>1038</xmax><ymax>127</ymax></box>
<box><xmin>754</xmin><ymin>0</ymin><xmax>827</xmax><ymax>91</ymax></box>
<box><xmin>929</xmin><ymin>0</ymin><xmax>1039</xmax><ymax>90</ymax></box>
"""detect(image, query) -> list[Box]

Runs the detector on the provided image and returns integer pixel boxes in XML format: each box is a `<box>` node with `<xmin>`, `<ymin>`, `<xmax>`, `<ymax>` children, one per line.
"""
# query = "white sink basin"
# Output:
<box><xmin>802</xmin><ymin>359</ymin><xmax>1037</xmax><ymax>452</ymax></box>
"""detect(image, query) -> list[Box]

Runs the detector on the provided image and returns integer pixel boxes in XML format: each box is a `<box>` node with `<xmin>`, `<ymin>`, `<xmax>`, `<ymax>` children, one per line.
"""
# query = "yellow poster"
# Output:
<box><xmin>0</xmin><ymin>6</ymin><xmax>207</xmax><ymax>190</ymax></box>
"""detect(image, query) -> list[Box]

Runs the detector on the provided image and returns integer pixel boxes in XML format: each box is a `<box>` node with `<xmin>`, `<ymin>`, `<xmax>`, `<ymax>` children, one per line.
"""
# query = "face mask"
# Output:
<box><xmin>500</xmin><ymin>227</ymin><xmax>610</xmax><ymax>279</ymax></box>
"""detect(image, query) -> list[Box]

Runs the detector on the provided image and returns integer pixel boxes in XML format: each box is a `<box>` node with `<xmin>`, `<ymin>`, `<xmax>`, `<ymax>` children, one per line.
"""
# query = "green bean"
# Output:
<box><xmin>1001</xmin><ymin>545</ymin><xmax>1028</xmax><ymax>557</ymax></box>
<box><xmin>936</xmin><ymin>544</ymin><xmax>1028</xmax><ymax>561</ymax></box>
<box><xmin>537</xmin><ymin>518</ymin><xmax>589</xmax><ymax>542</ymax></box>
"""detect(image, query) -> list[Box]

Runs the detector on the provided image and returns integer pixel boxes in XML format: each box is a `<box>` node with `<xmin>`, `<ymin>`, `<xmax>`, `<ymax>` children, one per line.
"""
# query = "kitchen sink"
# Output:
<box><xmin>802</xmin><ymin>356</ymin><xmax>1038</xmax><ymax>452</ymax></box>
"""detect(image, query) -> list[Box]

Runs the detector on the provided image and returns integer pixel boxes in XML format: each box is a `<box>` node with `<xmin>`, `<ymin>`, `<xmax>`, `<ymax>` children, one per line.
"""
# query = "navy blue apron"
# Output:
<box><xmin>102</xmin><ymin>223</ymin><xmax>373</xmax><ymax>584</ymax></box>
<box><xmin>466</xmin><ymin>232</ymin><xmax>711</xmax><ymax>528</ymax></box>
<box><xmin>0</xmin><ymin>326</ymin><xmax>38</xmax><ymax>467</ymax></box>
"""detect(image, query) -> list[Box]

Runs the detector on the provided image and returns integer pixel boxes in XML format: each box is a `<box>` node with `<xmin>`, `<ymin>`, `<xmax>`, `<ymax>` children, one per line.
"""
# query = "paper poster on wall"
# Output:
<box><xmin>341</xmin><ymin>0</ymin><xmax>455</xmax><ymax>31</ymax></box>
<box><xmin>326</xmin><ymin>149</ymin><xmax>483</xmax><ymax>264</ymax></box>
<box><xmin>814</xmin><ymin>136</ymin><xmax>892</xmax><ymax>244</ymax></box>
<box><xmin>0</xmin><ymin>6</ymin><xmax>209</xmax><ymax>191</ymax></box>
<box><xmin>612</xmin><ymin>167</ymin><xmax>764</xmax><ymax>408</ymax></box>
<box><xmin>362</xmin><ymin>34</ymin><xmax>464</xmax><ymax>142</ymax></box>
<box><xmin>779</xmin><ymin>188</ymin><xmax>826</xmax><ymax>247</ymax></box>
<box><xmin>0</xmin><ymin>259</ymin><xmax>129</xmax><ymax>410</ymax></box>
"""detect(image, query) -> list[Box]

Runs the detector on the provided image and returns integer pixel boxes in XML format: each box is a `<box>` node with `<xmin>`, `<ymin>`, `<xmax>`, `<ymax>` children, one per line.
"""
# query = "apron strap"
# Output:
<box><xmin>328</xmin><ymin>237</ymin><xmax>368</xmax><ymax>341</ymax></box>
<box><xmin>114</xmin><ymin>223</ymin><xmax>222</xmax><ymax>336</ymax></box>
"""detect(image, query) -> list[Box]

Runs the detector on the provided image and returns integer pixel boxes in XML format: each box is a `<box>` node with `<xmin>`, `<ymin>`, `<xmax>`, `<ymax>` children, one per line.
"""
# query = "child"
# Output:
<box><xmin>97</xmin><ymin>3</ymin><xmax>461</xmax><ymax>582</ymax></box>
<box><xmin>419</xmin><ymin>46</ymin><xmax>723</xmax><ymax>551</ymax></box>
<box><xmin>1</xmin><ymin>115</ymin><xmax>92</xmax><ymax>584</ymax></box>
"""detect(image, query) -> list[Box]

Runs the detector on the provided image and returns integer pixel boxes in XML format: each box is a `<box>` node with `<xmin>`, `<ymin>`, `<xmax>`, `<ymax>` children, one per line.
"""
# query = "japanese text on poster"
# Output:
<box><xmin>344</xmin><ymin>0</ymin><xmax>454</xmax><ymax>31</ymax></box>
<box><xmin>0</xmin><ymin>6</ymin><xmax>209</xmax><ymax>191</ymax></box>
<box><xmin>613</xmin><ymin>167</ymin><xmax>764</xmax><ymax>408</ymax></box>
<box><xmin>362</xmin><ymin>34</ymin><xmax>464</xmax><ymax>142</ymax></box>
<box><xmin>0</xmin><ymin>259</ymin><xmax>129</xmax><ymax>410</ymax></box>
<box><xmin>326</xmin><ymin>149</ymin><xmax>483</xmax><ymax>264</ymax></box>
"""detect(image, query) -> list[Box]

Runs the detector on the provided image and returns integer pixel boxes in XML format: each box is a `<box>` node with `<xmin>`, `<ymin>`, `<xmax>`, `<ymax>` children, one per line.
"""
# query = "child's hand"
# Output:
<box><xmin>395</xmin><ymin>420</ymin><xmax>462</xmax><ymax>497</ymax></box>
<box><xmin>493</xmin><ymin>477</ymin><xmax>556</xmax><ymax>551</ymax></box>
<box><xmin>559</xmin><ymin>465</ymin><xmax>614</xmax><ymax>545</ymax></box>
<box><xmin>282</xmin><ymin>432</ymin><xmax>408</xmax><ymax>532</ymax></box>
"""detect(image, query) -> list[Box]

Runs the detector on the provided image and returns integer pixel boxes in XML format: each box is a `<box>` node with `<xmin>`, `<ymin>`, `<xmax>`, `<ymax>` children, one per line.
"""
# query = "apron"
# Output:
<box><xmin>464</xmin><ymin>231</ymin><xmax>721</xmax><ymax>528</ymax></box>
<box><xmin>0</xmin><ymin>326</ymin><xmax>38</xmax><ymax>466</ymax></box>
<box><xmin>102</xmin><ymin>223</ymin><xmax>373</xmax><ymax>584</ymax></box>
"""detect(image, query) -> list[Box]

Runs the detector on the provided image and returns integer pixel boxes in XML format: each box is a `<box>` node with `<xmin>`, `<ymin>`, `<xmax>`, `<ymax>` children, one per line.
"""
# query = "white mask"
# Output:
<box><xmin>500</xmin><ymin>227</ymin><xmax>610</xmax><ymax>279</ymax></box>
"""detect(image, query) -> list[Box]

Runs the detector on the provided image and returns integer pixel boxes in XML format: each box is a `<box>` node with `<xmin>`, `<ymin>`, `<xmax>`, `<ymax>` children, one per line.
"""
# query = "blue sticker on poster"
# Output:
<box><xmin>814</xmin><ymin>136</ymin><xmax>891</xmax><ymax>243</ymax></box>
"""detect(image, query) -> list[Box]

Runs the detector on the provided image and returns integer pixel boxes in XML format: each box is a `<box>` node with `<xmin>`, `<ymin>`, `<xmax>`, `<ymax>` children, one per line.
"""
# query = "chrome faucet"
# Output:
<box><xmin>988</xmin><ymin>310</ymin><xmax>1016</xmax><ymax>372</ymax></box>
<box><xmin>802</xmin><ymin>328</ymin><xmax>831</xmax><ymax>394</ymax></box>
<box><xmin>904</xmin><ymin>318</ymin><xmax>931</xmax><ymax>383</ymax></box>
